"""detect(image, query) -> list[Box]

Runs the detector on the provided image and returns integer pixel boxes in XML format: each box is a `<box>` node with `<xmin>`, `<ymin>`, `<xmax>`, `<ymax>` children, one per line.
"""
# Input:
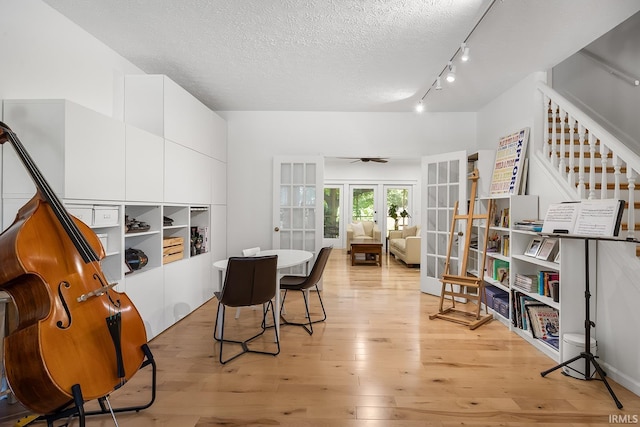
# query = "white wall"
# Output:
<box><xmin>477</xmin><ymin>71</ymin><xmax>564</xmax><ymax>217</ymax></box>
<box><xmin>220</xmin><ymin>111</ymin><xmax>475</xmax><ymax>255</ymax></box>
<box><xmin>0</xmin><ymin>0</ymin><xmax>144</xmax><ymax>119</ymax></box>
<box><xmin>552</xmin><ymin>11</ymin><xmax>640</xmax><ymax>153</ymax></box>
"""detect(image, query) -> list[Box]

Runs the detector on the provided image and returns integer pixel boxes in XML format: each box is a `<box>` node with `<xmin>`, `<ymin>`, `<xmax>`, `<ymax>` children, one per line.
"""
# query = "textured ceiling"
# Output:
<box><xmin>42</xmin><ymin>0</ymin><xmax>640</xmax><ymax>113</ymax></box>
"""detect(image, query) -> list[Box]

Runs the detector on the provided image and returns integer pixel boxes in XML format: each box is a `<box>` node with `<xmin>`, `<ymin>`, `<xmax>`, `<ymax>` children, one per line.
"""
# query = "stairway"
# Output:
<box><xmin>538</xmin><ymin>82</ymin><xmax>640</xmax><ymax>253</ymax></box>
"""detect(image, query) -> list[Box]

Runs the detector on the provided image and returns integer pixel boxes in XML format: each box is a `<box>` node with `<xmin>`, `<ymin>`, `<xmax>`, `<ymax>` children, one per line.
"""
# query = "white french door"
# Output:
<box><xmin>420</xmin><ymin>151</ymin><xmax>468</xmax><ymax>296</ymax></box>
<box><xmin>273</xmin><ymin>156</ymin><xmax>324</xmax><ymax>273</ymax></box>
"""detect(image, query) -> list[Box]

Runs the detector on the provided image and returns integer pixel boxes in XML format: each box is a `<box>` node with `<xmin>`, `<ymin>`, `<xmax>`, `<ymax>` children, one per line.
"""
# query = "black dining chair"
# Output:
<box><xmin>279</xmin><ymin>246</ymin><xmax>332</xmax><ymax>335</ymax></box>
<box><xmin>213</xmin><ymin>255</ymin><xmax>279</xmax><ymax>364</ymax></box>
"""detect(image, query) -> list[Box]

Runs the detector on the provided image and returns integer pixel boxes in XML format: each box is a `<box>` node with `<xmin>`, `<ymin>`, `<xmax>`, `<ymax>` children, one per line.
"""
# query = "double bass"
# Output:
<box><xmin>0</xmin><ymin>121</ymin><xmax>147</xmax><ymax>415</ymax></box>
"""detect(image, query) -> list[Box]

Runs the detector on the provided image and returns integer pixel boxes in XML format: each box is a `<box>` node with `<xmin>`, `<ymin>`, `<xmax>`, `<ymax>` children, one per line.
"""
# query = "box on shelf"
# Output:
<box><xmin>96</xmin><ymin>233</ymin><xmax>108</xmax><ymax>251</ymax></box>
<box><xmin>163</xmin><ymin>236</ymin><xmax>184</xmax><ymax>264</ymax></box>
<box><xmin>493</xmin><ymin>295</ymin><xmax>510</xmax><ymax>318</ymax></box>
<box><xmin>482</xmin><ymin>285</ymin><xmax>508</xmax><ymax>309</ymax></box>
<box><xmin>93</xmin><ymin>205</ymin><xmax>119</xmax><ymax>227</ymax></box>
<box><xmin>66</xmin><ymin>205</ymin><xmax>93</xmax><ymax>226</ymax></box>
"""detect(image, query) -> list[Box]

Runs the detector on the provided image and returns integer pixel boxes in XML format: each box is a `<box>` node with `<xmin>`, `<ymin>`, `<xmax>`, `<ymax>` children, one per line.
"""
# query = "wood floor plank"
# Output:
<box><xmin>0</xmin><ymin>249</ymin><xmax>639</xmax><ymax>426</ymax></box>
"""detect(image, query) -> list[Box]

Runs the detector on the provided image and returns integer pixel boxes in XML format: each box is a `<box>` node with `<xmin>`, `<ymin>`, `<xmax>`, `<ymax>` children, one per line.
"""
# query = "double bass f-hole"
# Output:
<box><xmin>56</xmin><ymin>281</ymin><xmax>72</xmax><ymax>330</ymax></box>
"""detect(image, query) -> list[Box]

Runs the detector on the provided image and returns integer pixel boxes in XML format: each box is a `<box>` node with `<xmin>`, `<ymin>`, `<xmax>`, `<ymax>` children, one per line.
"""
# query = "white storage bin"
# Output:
<box><xmin>93</xmin><ymin>206</ymin><xmax>119</xmax><ymax>226</ymax></box>
<box><xmin>66</xmin><ymin>205</ymin><xmax>93</xmax><ymax>226</ymax></box>
<box><xmin>96</xmin><ymin>233</ymin><xmax>108</xmax><ymax>251</ymax></box>
<box><xmin>562</xmin><ymin>333</ymin><xmax>597</xmax><ymax>379</ymax></box>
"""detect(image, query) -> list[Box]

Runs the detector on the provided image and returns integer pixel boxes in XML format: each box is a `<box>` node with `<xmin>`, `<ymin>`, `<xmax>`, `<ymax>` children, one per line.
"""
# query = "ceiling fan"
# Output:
<box><xmin>339</xmin><ymin>157</ymin><xmax>389</xmax><ymax>163</ymax></box>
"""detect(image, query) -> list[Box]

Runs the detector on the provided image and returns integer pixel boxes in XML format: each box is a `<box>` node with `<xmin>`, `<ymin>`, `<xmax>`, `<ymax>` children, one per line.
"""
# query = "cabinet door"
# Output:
<box><xmin>2</xmin><ymin>100</ymin><xmax>125</xmax><ymax>201</ymax></box>
<box><xmin>64</xmin><ymin>102</ymin><xmax>126</xmax><ymax>200</ymax></box>
<box><xmin>420</xmin><ymin>151</ymin><xmax>468</xmax><ymax>296</ymax></box>
<box><xmin>164</xmin><ymin>140</ymin><xmax>212</xmax><ymax>204</ymax></box>
<box><xmin>125</xmin><ymin>125</ymin><xmax>164</xmax><ymax>202</ymax></box>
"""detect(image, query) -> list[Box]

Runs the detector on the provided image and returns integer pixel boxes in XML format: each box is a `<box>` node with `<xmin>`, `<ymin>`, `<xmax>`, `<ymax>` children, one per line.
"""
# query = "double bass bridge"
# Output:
<box><xmin>76</xmin><ymin>279</ymin><xmax>119</xmax><ymax>303</ymax></box>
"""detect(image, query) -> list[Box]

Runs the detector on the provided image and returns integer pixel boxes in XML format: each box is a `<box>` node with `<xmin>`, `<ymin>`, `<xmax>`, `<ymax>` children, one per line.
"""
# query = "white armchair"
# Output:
<box><xmin>346</xmin><ymin>221</ymin><xmax>381</xmax><ymax>252</ymax></box>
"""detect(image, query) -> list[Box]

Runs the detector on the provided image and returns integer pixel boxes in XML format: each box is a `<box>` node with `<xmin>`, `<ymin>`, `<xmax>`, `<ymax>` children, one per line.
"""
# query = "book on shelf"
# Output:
<box><xmin>501</xmin><ymin>235</ymin><xmax>509</xmax><ymax>256</ymax></box>
<box><xmin>541</xmin><ymin>199</ymin><xmax>625</xmax><ymax>237</ymax></box>
<box><xmin>525</xmin><ymin>304</ymin><xmax>560</xmax><ymax>350</ymax></box>
<box><xmin>513</xmin><ymin>273</ymin><xmax>539</xmax><ymax>293</ymax></box>
<box><xmin>511</xmin><ymin>290</ymin><xmax>537</xmax><ymax>330</ymax></box>
<box><xmin>514</xmin><ymin>219</ymin><xmax>544</xmax><ymax>232</ymax></box>
<box><xmin>499</xmin><ymin>207</ymin><xmax>510</xmax><ymax>228</ymax></box>
<box><xmin>493</xmin><ymin>259</ymin><xmax>509</xmax><ymax>286</ymax></box>
<box><xmin>538</xmin><ymin>270</ymin><xmax>559</xmax><ymax>297</ymax></box>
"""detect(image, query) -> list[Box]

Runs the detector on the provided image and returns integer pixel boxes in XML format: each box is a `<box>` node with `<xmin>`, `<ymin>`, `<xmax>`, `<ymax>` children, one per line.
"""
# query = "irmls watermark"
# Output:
<box><xmin>609</xmin><ymin>414</ymin><xmax>639</xmax><ymax>424</ymax></box>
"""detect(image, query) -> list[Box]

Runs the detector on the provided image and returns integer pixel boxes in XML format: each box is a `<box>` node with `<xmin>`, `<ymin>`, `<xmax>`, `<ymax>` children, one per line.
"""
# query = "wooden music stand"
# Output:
<box><xmin>429</xmin><ymin>169</ymin><xmax>495</xmax><ymax>329</ymax></box>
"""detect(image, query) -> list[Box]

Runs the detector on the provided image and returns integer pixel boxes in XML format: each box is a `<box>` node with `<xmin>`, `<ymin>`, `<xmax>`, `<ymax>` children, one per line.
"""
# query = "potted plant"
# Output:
<box><xmin>400</xmin><ymin>208</ymin><xmax>410</xmax><ymax>227</ymax></box>
<box><xmin>388</xmin><ymin>204</ymin><xmax>399</xmax><ymax>230</ymax></box>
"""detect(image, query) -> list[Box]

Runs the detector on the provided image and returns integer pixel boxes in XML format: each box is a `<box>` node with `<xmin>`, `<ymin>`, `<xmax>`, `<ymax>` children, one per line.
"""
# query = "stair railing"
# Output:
<box><xmin>535</xmin><ymin>81</ymin><xmax>640</xmax><ymax>238</ymax></box>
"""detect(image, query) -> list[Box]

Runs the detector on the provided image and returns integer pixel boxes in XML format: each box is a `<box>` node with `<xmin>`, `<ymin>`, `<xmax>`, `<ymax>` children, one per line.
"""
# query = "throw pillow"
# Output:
<box><xmin>350</xmin><ymin>222</ymin><xmax>366</xmax><ymax>237</ymax></box>
<box><xmin>402</xmin><ymin>225</ymin><xmax>417</xmax><ymax>238</ymax></box>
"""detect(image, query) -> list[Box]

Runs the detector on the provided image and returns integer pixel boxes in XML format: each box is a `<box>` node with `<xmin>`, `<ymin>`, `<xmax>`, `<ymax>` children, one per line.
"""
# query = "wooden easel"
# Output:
<box><xmin>429</xmin><ymin>169</ymin><xmax>495</xmax><ymax>329</ymax></box>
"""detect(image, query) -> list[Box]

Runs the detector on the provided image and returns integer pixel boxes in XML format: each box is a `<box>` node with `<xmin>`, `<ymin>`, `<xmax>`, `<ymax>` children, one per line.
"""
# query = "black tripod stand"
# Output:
<box><xmin>540</xmin><ymin>238</ymin><xmax>623</xmax><ymax>409</ymax></box>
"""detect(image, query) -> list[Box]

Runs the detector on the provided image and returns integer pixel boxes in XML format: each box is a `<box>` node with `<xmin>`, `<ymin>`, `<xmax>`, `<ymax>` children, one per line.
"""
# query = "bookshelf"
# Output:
<box><xmin>469</xmin><ymin>194</ymin><xmax>564</xmax><ymax>361</ymax></box>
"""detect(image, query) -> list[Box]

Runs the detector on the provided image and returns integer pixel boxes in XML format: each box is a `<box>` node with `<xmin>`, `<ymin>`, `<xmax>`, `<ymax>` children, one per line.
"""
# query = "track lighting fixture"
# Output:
<box><xmin>446</xmin><ymin>62</ymin><xmax>456</xmax><ymax>83</ymax></box>
<box><xmin>413</xmin><ymin>0</ymin><xmax>498</xmax><ymax>111</ymax></box>
<box><xmin>461</xmin><ymin>43</ymin><xmax>470</xmax><ymax>62</ymax></box>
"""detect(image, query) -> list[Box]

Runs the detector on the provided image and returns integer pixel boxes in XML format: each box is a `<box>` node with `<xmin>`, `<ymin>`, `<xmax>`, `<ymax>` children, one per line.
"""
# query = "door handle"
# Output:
<box><xmin>274</xmin><ymin>227</ymin><xmax>280</xmax><ymax>232</ymax></box>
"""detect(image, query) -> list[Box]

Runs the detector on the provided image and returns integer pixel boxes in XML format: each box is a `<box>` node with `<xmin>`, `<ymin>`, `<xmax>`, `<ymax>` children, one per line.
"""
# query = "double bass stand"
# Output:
<box><xmin>34</xmin><ymin>344</ymin><xmax>157</xmax><ymax>427</ymax></box>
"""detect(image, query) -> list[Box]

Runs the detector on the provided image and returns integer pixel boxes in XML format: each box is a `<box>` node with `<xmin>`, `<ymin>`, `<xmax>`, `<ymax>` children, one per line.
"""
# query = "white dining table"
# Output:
<box><xmin>212</xmin><ymin>249</ymin><xmax>314</xmax><ymax>340</ymax></box>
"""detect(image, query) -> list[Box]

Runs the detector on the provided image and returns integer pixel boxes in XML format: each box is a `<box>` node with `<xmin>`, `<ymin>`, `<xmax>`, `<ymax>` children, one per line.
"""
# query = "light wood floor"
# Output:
<box><xmin>1</xmin><ymin>250</ymin><xmax>639</xmax><ymax>426</ymax></box>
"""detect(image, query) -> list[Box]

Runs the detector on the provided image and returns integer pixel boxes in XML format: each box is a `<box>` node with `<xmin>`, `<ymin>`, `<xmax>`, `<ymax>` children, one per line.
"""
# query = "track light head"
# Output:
<box><xmin>435</xmin><ymin>77</ymin><xmax>442</xmax><ymax>90</ymax></box>
<box><xmin>415</xmin><ymin>100</ymin><xmax>424</xmax><ymax>113</ymax></box>
<box><xmin>446</xmin><ymin>62</ymin><xmax>456</xmax><ymax>83</ymax></box>
<box><xmin>461</xmin><ymin>43</ymin><xmax>470</xmax><ymax>62</ymax></box>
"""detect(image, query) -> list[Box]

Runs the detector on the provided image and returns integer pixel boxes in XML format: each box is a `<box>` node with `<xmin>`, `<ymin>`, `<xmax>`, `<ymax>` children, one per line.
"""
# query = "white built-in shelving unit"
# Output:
<box><xmin>2</xmin><ymin>75</ymin><xmax>226</xmax><ymax>340</ymax></box>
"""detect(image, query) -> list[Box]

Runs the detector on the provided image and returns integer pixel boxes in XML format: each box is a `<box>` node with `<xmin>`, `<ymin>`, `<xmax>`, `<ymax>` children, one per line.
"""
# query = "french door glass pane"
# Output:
<box><xmin>352</xmin><ymin>188</ymin><xmax>374</xmax><ymax>221</ymax></box>
<box><xmin>386</xmin><ymin>187</ymin><xmax>409</xmax><ymax>230</ymax></box>
<box><xmin>324</xmin><ymin>188</ymin><xmax>340</xmax><ymax>238</ymax></box>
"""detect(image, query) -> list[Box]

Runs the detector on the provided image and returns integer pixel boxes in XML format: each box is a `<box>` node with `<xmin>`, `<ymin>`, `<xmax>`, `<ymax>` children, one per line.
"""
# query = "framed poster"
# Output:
<box><xmin>489</xmin><ymin>128</ymin><xmax>530</xmax><ymax>196</ymax></box>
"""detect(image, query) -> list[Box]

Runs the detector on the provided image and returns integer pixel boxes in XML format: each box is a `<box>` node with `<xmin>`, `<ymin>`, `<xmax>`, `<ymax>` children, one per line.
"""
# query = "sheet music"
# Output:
<box><xmin>541</xmin><ymin>202</ymin><xmax>579</xmax><ymax>234</ymax></box>
<box><xmin>574</xmin><ymin>200</ymin><xmax>622</xmax><ymax>237</ymax></box>
<box><xmin>541</xmin><ymin>199</ymin><xmax>624</xmax><ymax>237</ymax></box>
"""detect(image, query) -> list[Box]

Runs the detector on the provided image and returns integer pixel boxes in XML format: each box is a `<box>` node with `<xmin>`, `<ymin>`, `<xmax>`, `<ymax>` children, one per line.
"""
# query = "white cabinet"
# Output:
<box><xmin>125</xmin><ymin>267</ymin><xmax>165</xmax><ymax>340</ymax></box>
<box><xmin>2</xmin><ymin>99</ymin><xmax>125</xmax><ymax>201</ymax></box>
<box><xmin>124</xmin><ymin>74</ymin><xmax>223</xmax><ymax>158</ymax></box>
<box><xmin>211</xmin><ymin>158</ymin><xmax>227</xmax><ymax>206</ymax></box>
<box><xmin>125</xmin><ymin>125</ymin><xmax>164</xmax><ymax>202</ymax></box>
<box><xmin>164</xmin><ymin>140</ymin><xmax>212</xmax><ymax>204</ymax></box>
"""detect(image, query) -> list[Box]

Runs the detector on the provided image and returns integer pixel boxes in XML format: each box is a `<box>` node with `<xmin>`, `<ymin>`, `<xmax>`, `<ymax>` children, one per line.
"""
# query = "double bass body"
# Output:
<box><xmin>0</xmin><ymin>122</ymin><xmax>147</xmax><ymax>415</ymax></box>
